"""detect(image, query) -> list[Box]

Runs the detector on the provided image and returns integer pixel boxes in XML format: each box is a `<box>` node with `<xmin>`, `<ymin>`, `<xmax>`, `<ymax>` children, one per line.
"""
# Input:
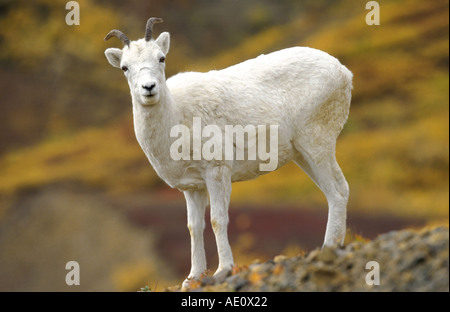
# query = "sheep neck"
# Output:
<box><xmin>131</xmin><ymin>84</ymin><xmax>177</xmax><ymax>162</ymax></box>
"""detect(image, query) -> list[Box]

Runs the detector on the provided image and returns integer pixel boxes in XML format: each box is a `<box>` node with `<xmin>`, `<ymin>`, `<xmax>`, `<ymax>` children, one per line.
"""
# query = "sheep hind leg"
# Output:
<box><xmin>293</xmin><ymin>148</ymin><xmax>349</xmax><ymax>247</ymax></box>
<box><xmin>205</xmin><ymin>166</ymin><xmax>234</xmax><ymax>283</ymax></box>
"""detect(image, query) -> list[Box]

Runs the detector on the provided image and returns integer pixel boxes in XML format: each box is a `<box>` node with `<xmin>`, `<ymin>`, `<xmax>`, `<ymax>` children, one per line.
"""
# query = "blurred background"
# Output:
<box><xmin>0</xmin><ymin>0</ymin><xmax>448</xmax><ymax>291</ymax></box>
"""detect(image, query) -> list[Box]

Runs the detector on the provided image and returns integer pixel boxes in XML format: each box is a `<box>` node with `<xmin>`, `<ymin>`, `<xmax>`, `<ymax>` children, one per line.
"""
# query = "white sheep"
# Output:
<box><xmin>104</xmin><ymin>17</ymin><xmax>353</xmax><ymax>288</ymax></box>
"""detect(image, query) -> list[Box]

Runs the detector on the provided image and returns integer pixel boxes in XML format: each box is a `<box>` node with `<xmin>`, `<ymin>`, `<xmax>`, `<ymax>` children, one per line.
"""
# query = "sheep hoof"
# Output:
<box><xmin>181</xmin><ymin>277</ymin><xmax>197</xmax><ymax>290</ymax></box>
<box><xmin>213</xmin><ymin>267</ymin><xmax>232</xmax><ymax>283</ymax></box>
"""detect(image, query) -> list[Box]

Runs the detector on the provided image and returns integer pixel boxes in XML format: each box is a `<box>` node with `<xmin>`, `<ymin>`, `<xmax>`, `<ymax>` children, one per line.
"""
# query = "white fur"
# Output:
<box><xmin>105</xmin><ymin>31</ymin><xmax>353</xmax><ymax>288</ymax></box>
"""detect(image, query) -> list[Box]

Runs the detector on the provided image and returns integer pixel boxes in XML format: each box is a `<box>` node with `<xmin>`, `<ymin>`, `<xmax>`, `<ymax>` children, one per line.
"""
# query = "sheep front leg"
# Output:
<box><xmin>182</xmin><ymin>189</ymin><xmax>208</xmax><ymax>289</ymax></box>
<box><xmin>205</xmin><ymin>166</ymin><xmax>234</xmax><ymax>283</ymax></box>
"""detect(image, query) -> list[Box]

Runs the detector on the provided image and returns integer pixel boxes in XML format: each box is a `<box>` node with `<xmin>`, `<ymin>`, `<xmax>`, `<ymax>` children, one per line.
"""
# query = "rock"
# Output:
<box><xmin>320</xmin><ymin>246</ymin><xmax>337</xmax><ymax>263</ymax></box>
<box><xmin>201</xmin><ymin>276</ymin><xmax>215</xmax><ymax>286</ymax></box>
<box><xmin>226</xmin><ymin>274</ymin><xmax>248</xmax><ymax>291</ymax></box>
<box><xmin>306</xmin><ymin>248</ymin><xmax>321</xmax><ymax>262</ymax></box>
<box><xmin>274</xmin><ymin>255</ymin><xmax>288</xmax><ymax>263</ymax></box>
<box><xmin>168</xmin><ymin>225</ymin><xmax>449</xmax><ymax>292</ymax></box>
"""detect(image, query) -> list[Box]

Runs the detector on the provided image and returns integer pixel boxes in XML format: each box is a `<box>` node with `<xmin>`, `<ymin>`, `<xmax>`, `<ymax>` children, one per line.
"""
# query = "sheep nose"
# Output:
<box><xmin>142</xmin><ymin>83</ymin><xmax>156</xmax><ymax>92</ymax></box>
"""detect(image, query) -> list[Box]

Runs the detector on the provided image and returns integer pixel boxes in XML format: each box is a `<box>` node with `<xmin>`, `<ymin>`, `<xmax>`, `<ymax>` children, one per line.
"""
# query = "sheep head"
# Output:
<box><xmin>104</xmin><ymin>17</ymin><xmax>169</xmax><ymax>106</ymax></box>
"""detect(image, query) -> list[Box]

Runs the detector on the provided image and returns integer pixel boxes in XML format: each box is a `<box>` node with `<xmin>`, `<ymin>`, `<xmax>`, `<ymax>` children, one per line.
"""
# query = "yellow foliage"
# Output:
<box><xmin>248</xmin><ymin>271</ymin><xmax>265</xmax><ymax>285</ymax></box>
<box><xmin>272</xmin><ymin>264</ymin><xmax>284</xmax><ymax>276</ymax></box>
<box><xmin>344</xmin><ymin>228</ymin><xmax>370</xmax><ymax>245</ymax></box>
<box><xmin>0</xmin><ymin>0</ymin><xmax>123</xmax><ymax>68</ymax></box>
<box><xmin>232</xmin><ymin>264</ymin><xmax>249</xmax><ymax>276</ymax></box>
<box><xmin>0</xmin><ymin>121</ymin><xmax>159</xmax><ymax>197</ymax></box>
<box><xmin>0</xmin><ymin>0</ymin><xmax>448</xmax><ymax>224</ymax></box>
<box><xmin>111</xmin><ymin>259</ymin><xmax>157</xmax><ymax>292</ymax></box>
<box><xmin>281</xmin><ymin>244</ymin><xmax>305</xmax><ymax>258</ymax></box>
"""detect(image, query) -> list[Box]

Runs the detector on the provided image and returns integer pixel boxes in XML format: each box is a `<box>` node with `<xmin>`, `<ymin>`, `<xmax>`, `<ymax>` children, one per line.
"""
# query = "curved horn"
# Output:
<box><xmin>144</xmin><ymin>17</ymin><xmax>163</xmax><ymax>41</ymax></box>
<box><xmin>104</xmin><ymin>29</ymin><xmax>130</xmax><ymax>47</ymax></box>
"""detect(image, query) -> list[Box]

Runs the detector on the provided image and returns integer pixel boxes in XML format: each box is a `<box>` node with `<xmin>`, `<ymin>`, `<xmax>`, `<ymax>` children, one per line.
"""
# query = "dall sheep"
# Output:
<box><xmin>104</xmin><ymin>17</ymin><xmax>352</xmax><ymax>288</ymax></box>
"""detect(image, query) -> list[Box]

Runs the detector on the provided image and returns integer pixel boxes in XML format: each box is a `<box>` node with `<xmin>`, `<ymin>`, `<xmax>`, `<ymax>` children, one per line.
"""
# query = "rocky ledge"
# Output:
<box><xmin>167</xmin><ymin>225</ymin><xmax>449</xmax><ymax>292</ymax></box>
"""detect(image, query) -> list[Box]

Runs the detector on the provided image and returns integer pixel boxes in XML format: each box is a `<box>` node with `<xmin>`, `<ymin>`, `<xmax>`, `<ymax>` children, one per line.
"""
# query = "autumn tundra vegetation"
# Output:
<box><xmin>0</xmin><ymin>0</ymin><xmax>447</xmax><ymax>291</ymax></box>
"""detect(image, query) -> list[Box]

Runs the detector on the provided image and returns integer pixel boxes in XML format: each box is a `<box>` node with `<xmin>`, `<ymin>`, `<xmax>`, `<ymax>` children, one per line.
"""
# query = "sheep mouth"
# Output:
<box><xmin>141</xmin><ymin>92</ymin><xmax>156</xmax><ymax>98</ymax></box>
<box><xmin>141</xmin><ymin>93</ymin><xmax>159</xmax><ymax>105</ymax></box>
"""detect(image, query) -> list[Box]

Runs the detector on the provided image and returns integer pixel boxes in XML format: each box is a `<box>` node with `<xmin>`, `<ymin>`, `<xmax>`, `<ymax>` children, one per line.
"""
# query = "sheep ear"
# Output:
<box><xmin>105</xmin><ymin>48</ymin><xmax>123</xmax><ymax>68</ymax></box>
<box><xmin>155</xmin><ymin>32</ymin><xmax>170</xmax><ymax>55</ymax></box>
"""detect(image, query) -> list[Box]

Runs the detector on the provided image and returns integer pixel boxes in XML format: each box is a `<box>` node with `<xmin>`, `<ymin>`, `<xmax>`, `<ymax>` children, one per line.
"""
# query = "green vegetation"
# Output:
<box><xmin>139</xmin><ymin>285</ymin><xmax>152</xmax><ymax>292</ymax></box>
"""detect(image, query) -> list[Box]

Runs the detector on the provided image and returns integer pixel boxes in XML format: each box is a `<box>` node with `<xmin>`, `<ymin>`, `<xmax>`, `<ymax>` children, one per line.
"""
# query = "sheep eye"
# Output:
<box><xmin>121</xmin><ymin>65</ymin><xmax>128</xmax><ymax>72</ymax></box>
<box><xmin>159</xmin><ymin>56</ymin><xmax>165</xmax><ymax>63</ymax></box>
